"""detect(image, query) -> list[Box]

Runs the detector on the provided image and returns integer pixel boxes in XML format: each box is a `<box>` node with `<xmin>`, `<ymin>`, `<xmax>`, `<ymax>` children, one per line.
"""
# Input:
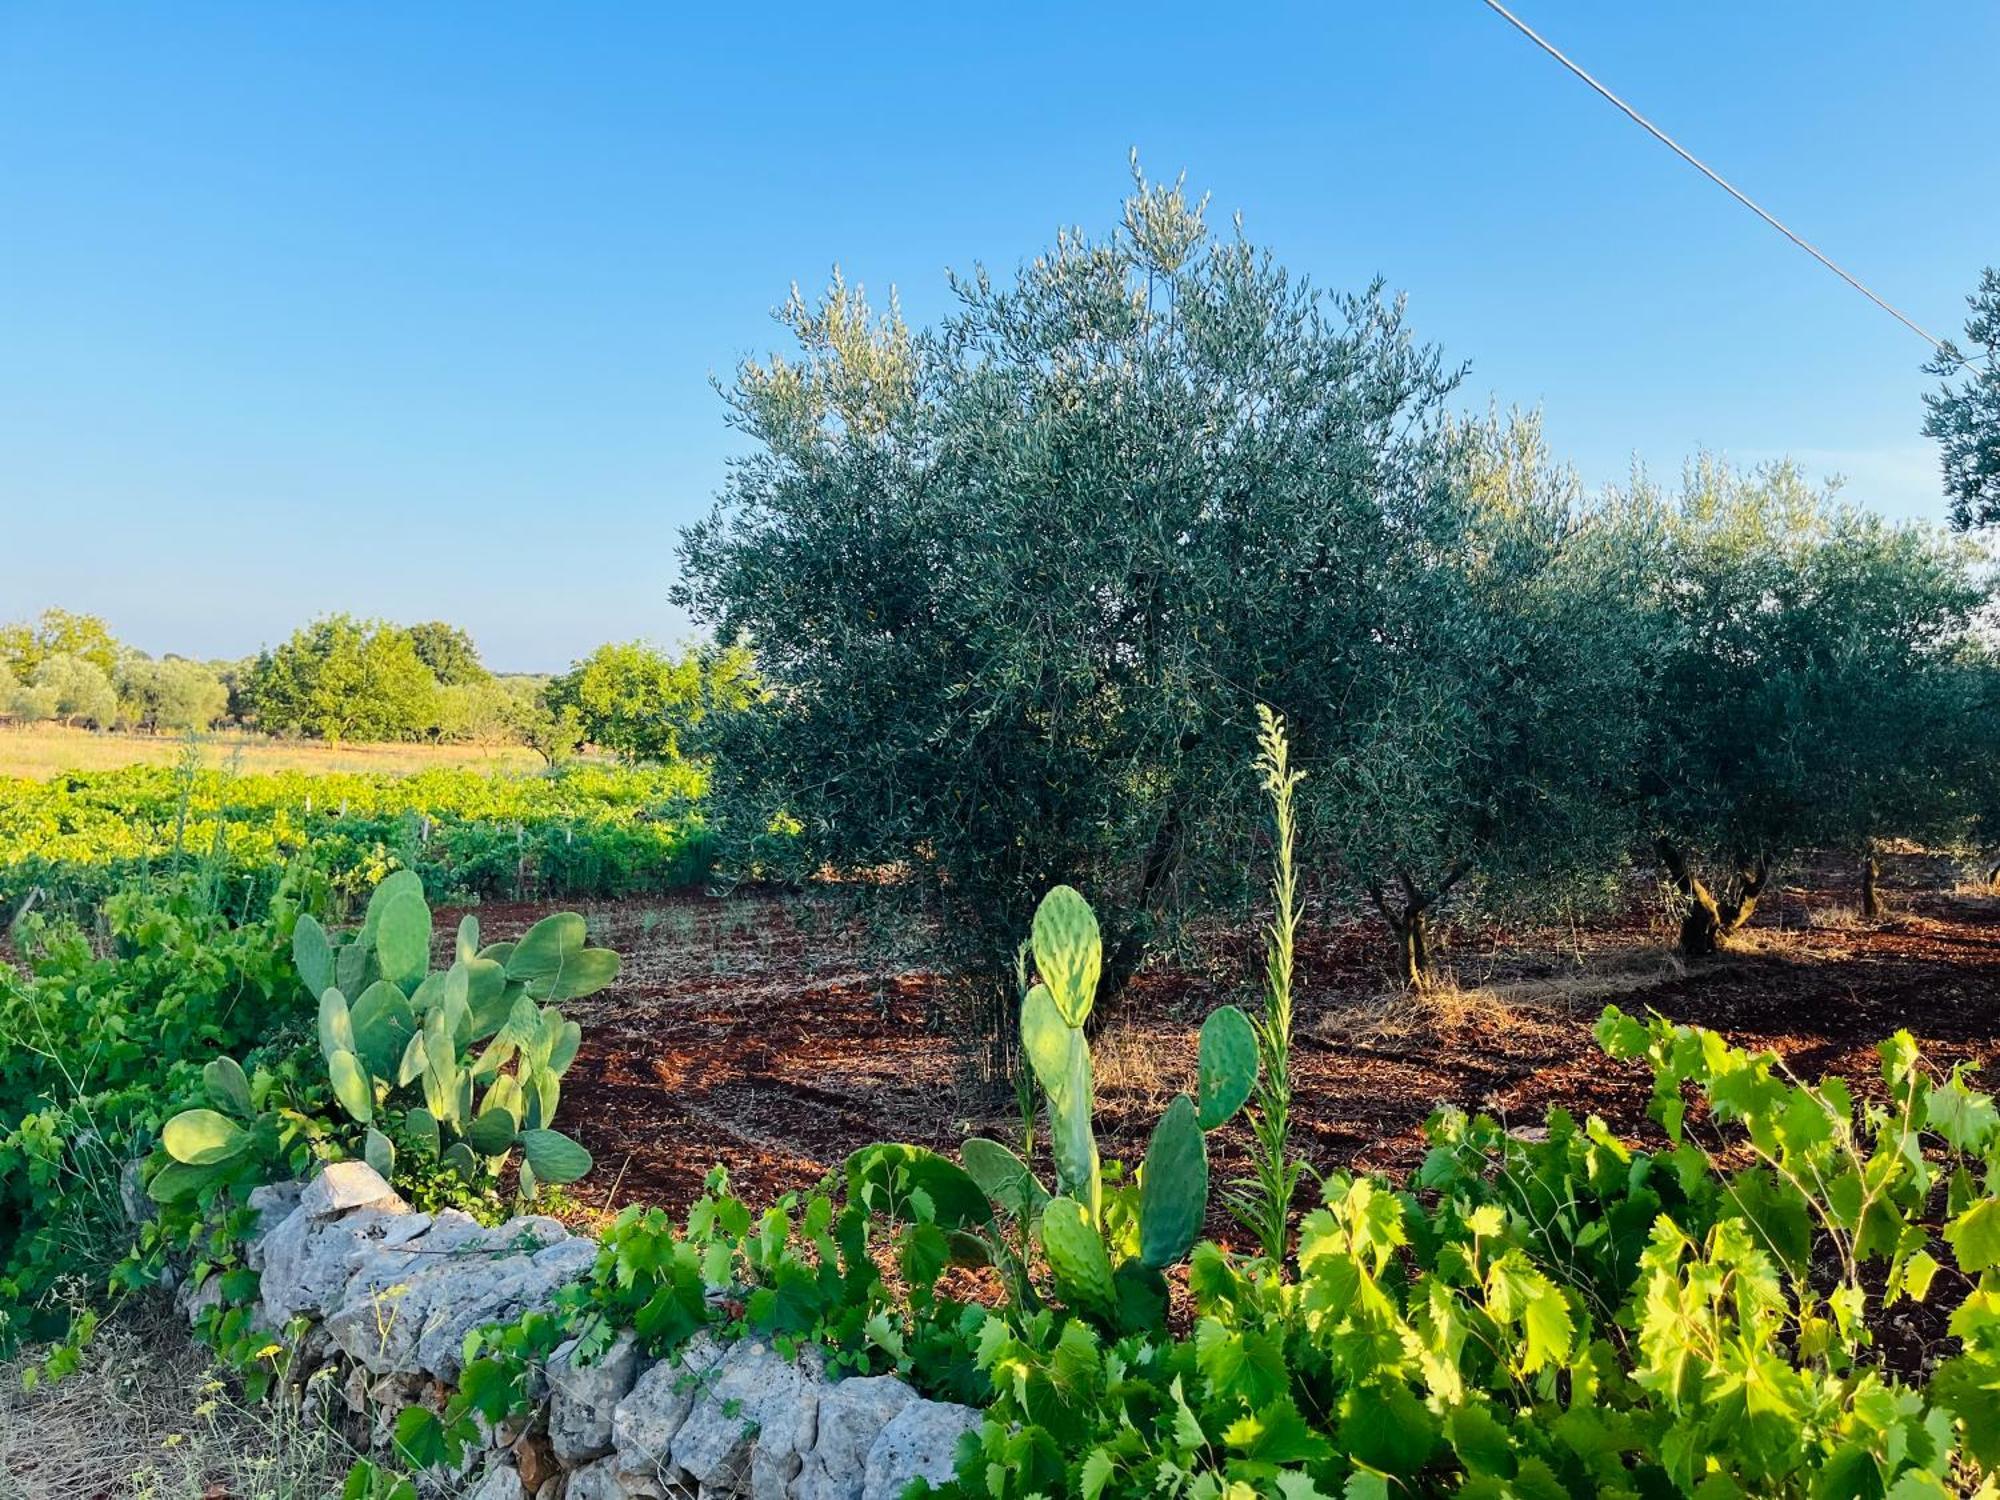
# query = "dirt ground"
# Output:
<box><xmin>446</xmin><ymin>852</ymin><xmax>2000</xmax><ymax>1243</ymax></box>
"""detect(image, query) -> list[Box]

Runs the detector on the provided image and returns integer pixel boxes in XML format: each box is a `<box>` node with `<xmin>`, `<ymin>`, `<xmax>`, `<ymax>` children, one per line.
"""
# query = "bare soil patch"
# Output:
<box><xmin>445</xmin><ymin>855</ymin><xmax>2000</xmax><ymax>1245</ymax></box>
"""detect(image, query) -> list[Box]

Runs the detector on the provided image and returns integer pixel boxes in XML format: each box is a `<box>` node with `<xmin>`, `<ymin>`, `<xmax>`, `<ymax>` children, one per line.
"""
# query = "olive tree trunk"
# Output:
<box><xmin>1369</xmin><ymin>863</ymin><xmax>1467</xmax><ymax>987</ymax></box>
<box><xmin>1657</xmin><ymin>839</ymin><xmax>1771</xmax><ymax>957</ymax></box>
<box><xmin>1860</xmin><ymin>845</ymin><xmax>1883</xmax><ymax>920</ymax></box>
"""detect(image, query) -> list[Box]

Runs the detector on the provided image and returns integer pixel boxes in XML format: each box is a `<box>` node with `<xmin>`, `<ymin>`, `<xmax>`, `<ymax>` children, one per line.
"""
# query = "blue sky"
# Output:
<box><xmin>2</xmin><ymin>4</ymin><xmax>1994</xmax><ymax>672</ymax></box>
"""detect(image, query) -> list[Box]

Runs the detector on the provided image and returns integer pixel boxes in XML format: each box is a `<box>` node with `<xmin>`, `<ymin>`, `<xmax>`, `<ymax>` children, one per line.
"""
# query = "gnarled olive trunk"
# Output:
<box><xmin>1860</xmin><ymin>845</ymin><xmax>1883</xmax><ymax>920</ymax></box>
<box><xmin>1369</xmin><ymin>864</ymin><xmax>1466</xmax><ymax>987</ymax></box>
<box><xmin>1656</xmin><ymin>839</ymin><xmax>1770</xmax><ymax>957</ymax></box>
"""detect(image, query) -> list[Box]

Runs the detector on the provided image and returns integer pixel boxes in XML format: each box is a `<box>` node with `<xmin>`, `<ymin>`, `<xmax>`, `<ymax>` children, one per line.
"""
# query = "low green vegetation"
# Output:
<box><xmin>0</xmin><ymin>754</ymin><xmax>711</xmax><ymax>922</ymax></box>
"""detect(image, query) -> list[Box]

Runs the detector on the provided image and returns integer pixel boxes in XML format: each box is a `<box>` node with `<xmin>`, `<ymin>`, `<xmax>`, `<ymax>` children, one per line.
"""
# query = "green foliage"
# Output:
<box><xmin>950</xmin><ymin>885</ymin><xmax>1255</xmax><ymax>1327</ymax></box>
<box><xmin>675</xmin><ymin>165</ymin><xmax>1465</xmax><ymax>1049</ymax></box>
<box><xmin>1925</xmin><ymin>265</ymin><xmax>2000</xmax><ymax>532</ymax></box>
<box><xmin>0</xmin><ymin>874</ymin><xmax>326</xmax><ymax>1352</ymax></box>
<box><xmin>545</xmin><ymin>639</ymin><xmax>757</xmax><ymax>765</ymax></box>
<box><xmin>10</xmin><ymin>652</ymin><xmax>119</xmax><ymax>728</ymax></box>
<box><xmin>402</xmin><ymin>620</ymin><xmax>489</xmax><ymax>688</ymax></box>
<box><xmin>115</xmin><ymin>655</ymin><xmax>230</xmax><ymax>732</ymax></box>
<box><xmin>0</xmin><ymin>759</ymin><xmax>715</xmax><ymax>923</ymax></box>
<box><xmin>1224</xmin><ymin>706</ymin><xmax>1308</xmax><ymax>1265</ymax></box>
<box><xmin>161</xmin><ymin>881</ymin><xmax>617</xmax><ymax>1203</ymax></box>
<box><xmin>564</xmin><ymin>1166</ymin><xmax>988</xmax><ymax>1402</ymax></box>
<box><xmin>243</xmin><ymin>615</ymin><xmax>442</xmax><ymax>742</ymax></box>
<box><xmin>0</xmin><ymin>607</ymin><xmax>120</xmax><ymax>680</ymax></box>
<box><xmin>933</xmin><ymin>1012</ymin><xmax>2000</xmax><ymax>1499</ymax></box>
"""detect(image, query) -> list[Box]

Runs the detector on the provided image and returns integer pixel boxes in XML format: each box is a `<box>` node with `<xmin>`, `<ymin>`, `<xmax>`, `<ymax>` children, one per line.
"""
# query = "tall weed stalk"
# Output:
<box><xmin>1226</xmin><ymin>705</ymin><xmax>1307</xmax><ymax>1264</ymax></box>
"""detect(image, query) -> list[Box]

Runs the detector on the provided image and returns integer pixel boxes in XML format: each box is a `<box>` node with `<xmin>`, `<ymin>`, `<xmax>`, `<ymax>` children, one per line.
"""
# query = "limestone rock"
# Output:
<box><xmin>668</xmin><ymin>1338</ymin><xmax>820</xmax><ymax>1500</ymax></box>
<box><xmin>301</xmin><ymin>1160</ymin><xmax>400</xmax><ymax>1218</ymax></box>
<box><xmin>324</xmin><ymin>1218</ymin><xmax>596</xmax><ymax>1382</ymax></box>
<box><xmin>257</xmin><ymin>1202</ymin><xmax>413</xmax><ymax>1326</ymax></box>
<box><xmin>511</xmin><ymin>1431</ymin><xmax>559</xmax><ymax>1494</ymax></box>
<box><xmin>611</xmin><ymin>1332</ymin><xmax>725</xmax><ymax>1492</ymax></box>
<box><xmin>463</xmin><ymin>1462</ymin><xmax>525</xmax><ymax>1500</ymax></box>
<box><xmin>563</xmin><ymin>1457</ymin><xmax>629</xmax><ymax>1500</ymax></box>
<box><xmin>860</xmin><ymin>1399</ymin><xmax>981</xmax><ymax>1500</ymax></box>
<box><xmin>796</xmin><ymin>1376</ymin><xmax>917</xmax><ymax>1500</ymax></box>
<box><xmin>547</xmin><ymin>1330</ymin><xmax>646</xmax><ymax>1465</ymax></box>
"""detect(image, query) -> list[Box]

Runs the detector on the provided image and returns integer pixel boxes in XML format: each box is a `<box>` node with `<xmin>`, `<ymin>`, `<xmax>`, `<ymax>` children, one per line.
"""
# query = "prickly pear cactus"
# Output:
<box><xmin>1031</xmin><ymin>885</ymin><xmax>1101</xmax><ymax>1027</ymax></box>
<box><xmin>160</xmin><ymin>879</ymin><xmax>619</xmax><ymax>1205</ymax></box>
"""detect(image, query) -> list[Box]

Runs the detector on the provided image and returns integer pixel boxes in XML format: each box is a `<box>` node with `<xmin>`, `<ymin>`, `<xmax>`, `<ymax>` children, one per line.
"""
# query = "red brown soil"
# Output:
<box><xmin>446</xmin><ymin>853</ymin><xmax>2000</xmax><ymax>1244</ymax></box>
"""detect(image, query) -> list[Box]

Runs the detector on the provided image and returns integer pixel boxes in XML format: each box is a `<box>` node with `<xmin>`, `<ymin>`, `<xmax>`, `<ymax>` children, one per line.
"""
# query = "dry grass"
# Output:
<box><xmin>1328</xmin><ymin>944</ymin><xmax>1690</xmax><ymax>1047</ymax></box>
<box><xmin>1091</xmin><ymin>1026</ymin><xmax>1181</xmax><ymax>1113</ymax></box>
<box><xmin>0</xmin><ymin>723</ymin><xmax>544</xmax><ymax>780</ymax></box>
<box><xmin>0</xmin><ymin>1307</ymin><xmax>360</xmax><ymax>1500</ymax></box>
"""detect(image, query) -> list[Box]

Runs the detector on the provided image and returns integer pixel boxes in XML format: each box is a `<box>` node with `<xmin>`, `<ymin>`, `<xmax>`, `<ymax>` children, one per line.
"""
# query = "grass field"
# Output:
<box><xmin>0</xmin><ymin>722</ymin><xmax>546</xmax><ymax>779</ymax></box>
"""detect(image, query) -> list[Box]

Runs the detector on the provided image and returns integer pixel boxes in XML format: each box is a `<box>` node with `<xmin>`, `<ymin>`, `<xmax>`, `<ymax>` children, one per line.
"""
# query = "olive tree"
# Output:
<box><xmin>1926</xmin><ymin>267</ymin><xmax>2000</xmax><ymax>532</ymax></box>
<box><xmin>1635</xmin><ymin>459</ymin><xmax>1987</xmax><ymax>953</ymax></box>
<box><xmin>116</xmin><ymin>655</ymin><xmax>229</xmax><ymax>732</ymax></box>
<box><xmin>1317</xmin><ymin>415</ymin><xmax>1661</xmax><ymax>982</ymax></box>
<box><xmin>675</xmin><ymin>167</ymin><xmax>1464</xmax><ymax>1060</ymax></box>
<box><xmin>12</xmin><ymin>652</ymin><xmax>118</xmax><ymax>728</ymax></box>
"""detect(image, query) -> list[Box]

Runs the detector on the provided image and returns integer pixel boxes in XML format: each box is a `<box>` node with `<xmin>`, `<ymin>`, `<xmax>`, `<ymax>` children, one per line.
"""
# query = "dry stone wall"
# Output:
<box><xmin>232</xmin><ymin>1163</ymin><xmax>981</xmax><ymax>1500</ymax></box>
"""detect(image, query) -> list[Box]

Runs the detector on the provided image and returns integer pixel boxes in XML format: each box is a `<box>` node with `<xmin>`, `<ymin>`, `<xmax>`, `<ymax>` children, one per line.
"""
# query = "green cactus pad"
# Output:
<box><xmin>162</xmin><ymin>1108</ymin><xmax>248</xmax><ymax>1166</ymax></box>
<box><xmin>844</xmin><ymin>1142</ymin><xmax>995</xmax><ymax>1229</ymax></box>
<box><xmin>1040</xmin><ymin>1195</ymin><xmax>1117</xmax><ymax>1310</ymax></box>
<box><xmin>374</xmin><ymin>888</ymin><xmax>432</xmax><ymax>994</ymax></box>
<box><xmin>359</xmin><ymin>870</ymin><xmax>424</xmax><ymax>947</ymax></box>
<box><xmin>1031</xmin><ymin>885</ymin><xmax>1101</xmax><ymax>1027</ymax></box>
<box><xmin>364</xmin><ymin>1127</ymin><xmax>395</xmax><ymax>1179</ymax></box>
<box><xmin>397</xmin><ymin>1031</ymin><xmax>428</xmax><ymax>1088</ymax></box>
<box><xmin>1137</xmin><ymin>1094</ymin><xmax>1209</xmax><ymax>1268</ymax></box>
<box><xmin>1196</xmin><ymin>1005</ymin><xmax>1259</xmax><ymax>1130</ymax></box>
<box><xmin>317</xmin><ymin>988</ymin><xmax>356</xmax><ymax>1062</ymax></box>
<box><xmin>334</xmin><ymin>937</ymin><xmax>371</xmax><ymax>997</ymax></box>
<box><xmin>327</xmin><ymin>1048</ymin><xmax>374</xmax><ymax>1124</ymax></box>
<box><xmin>202</xmin><ymin>1056</ymin><xmax>252</xmax><ymax>1117</ymax></box>
<box><xmin>350</xmin><ymin>981</ymin><xmax>418</xmax><ymax>1082</ymax></box>
<box><xmin>467</xmin><ymin>1106</ymin><xmax>519</xmax><ymax>1156</ymax></box>
<box><xmin>292</xmin><ymin>914</ymin><xmax>333</xmax><ymax>999</ymax></box>
<box><xmin>520</xmin><ymin>1128</ymin><xmax>592</xmax><ymax>1185</ymax></box>
<box><xmin>961</xmin><ymin>1137</ymin><xmax>1050</xmax><ymax>1221</ymax></box>
<box><xmin>1020</xmin><ymin>983</ymin><xmax>1075</xmax><ymax>1098</ymax></box>
<box><xmin>405</xmin><ymin>1106</ymin><xmax>441</xmax><ymax>1155</ymax></box>
<box><xmin>455</xmin><ymin>914</ymin><xmax>481</xmax><ymax>965</ymax></box>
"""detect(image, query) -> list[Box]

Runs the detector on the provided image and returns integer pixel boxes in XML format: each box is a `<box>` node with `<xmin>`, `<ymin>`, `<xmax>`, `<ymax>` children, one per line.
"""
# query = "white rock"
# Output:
<box><xmin>860</xmin><ymin>1399</ymin><xmax>981</xmax><ymax>1500</ymax></box>
<box><xmin>547</xmin><ymin>1330</ymin><xmax>647</xmax><ymax>1465</ymax></box>
<box><xmin>611</xmin><ymin>1333</ymin><xmax>725</xmax><ymax>1491</ymax></box>
<box><xmin>243</xmin><ymin>1181</ymin><xmax>304</xmax><ymax>1270</ymax></box>
<box><xmin>563</xmin><ymin>1457</ymin><xmax>630</xmax><ymax>1500</ymax></box>
<box><xmin>795</xmin><ymin>1376</ymin><xmax>917</xmax><ymax>1500</ymax></box>
<box><xmin>324</xmin><ymin>1224</ymin><xmax>596</xmax><ymax>1382</ymax></box>
<box><xmin>301</xmin><ymin>1160</ymin><xmax>400</xmax><ymax>1218</ymax></box>
<box><xmin>462</xmin><ymin>1462</ymin><xmax>525</xmax><ymax>1500</ymax></box>
<box><xmin>668</xmin><ymin>1339</ymin><xmax>820</xmax><ymax>1500</ymax></box>
<box><xmin>258</xmin><ymin>1202</ymin><xmax>412</xmax><ymax>1326</ymax></box>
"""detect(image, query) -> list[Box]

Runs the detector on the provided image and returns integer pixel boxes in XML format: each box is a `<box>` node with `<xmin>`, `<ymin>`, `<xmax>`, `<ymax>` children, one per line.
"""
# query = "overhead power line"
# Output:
<box><xmin>1477</xmin><ymin>0</ymin><xmax>1943</xmax><ymax>351</ymax></box>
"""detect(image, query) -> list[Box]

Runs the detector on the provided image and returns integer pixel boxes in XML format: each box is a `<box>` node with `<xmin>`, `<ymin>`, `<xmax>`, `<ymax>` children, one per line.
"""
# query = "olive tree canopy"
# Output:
<box><xmin>675</xmin><ymin>167</ymin><xmax>1465</xmax><ymax>1052</ymax></box>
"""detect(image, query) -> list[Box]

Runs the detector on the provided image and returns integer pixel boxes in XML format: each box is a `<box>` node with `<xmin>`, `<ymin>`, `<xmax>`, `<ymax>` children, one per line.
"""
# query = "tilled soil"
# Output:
<box><xmin>445</xmin><ymin>855</ymin><xmax>2000</xmax><ymax>1241</ymax></box>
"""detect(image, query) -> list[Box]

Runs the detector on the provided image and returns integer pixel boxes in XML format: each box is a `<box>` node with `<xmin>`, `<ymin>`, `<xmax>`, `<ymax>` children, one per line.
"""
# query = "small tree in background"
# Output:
<box><xmin>244</xmin><ymin>615</ymin><xmax>439</xmax><ymax>742</ymax></box>
<box><xmin>0</xmin><ymin>608</ymin><xmax>120</xmax><ymax>681</ymax></box>
<box><xmin>1926</xmin><ymin>267</ymin><xmax>2000</xmax><ymax>532</ymax></box>
<box><xmin>404</xmin><ymin>620</ymin><xmax>490</xmax><ymax>687</ymax></box>
<box><xmin>676</xmin><ymin>165</ymin><xmax>1464</xmax><ymax>1066</ymax></box>
<box><xmin>1316</xmin><ymin>414</ymin><xmax>1660</xmax><ymax>983</ymax></box>
<box><xmin>545</xmin><ymin>641</ymin><xmax>754</xmax><ymax>764</ymax></box>
<box><xmin>12</xmin><ymin>653</ymin><xmax>118</xmax><ymax>729</ymax></box>
<box><xmin>1636</xmin><ymin>459</ymin><xmax>1987</xmax><ymax>954</ymax></box>
<box><xmin>116</xmin><ymin>655</ymin><xmax>229</xmax><ymax>732</ymax></box>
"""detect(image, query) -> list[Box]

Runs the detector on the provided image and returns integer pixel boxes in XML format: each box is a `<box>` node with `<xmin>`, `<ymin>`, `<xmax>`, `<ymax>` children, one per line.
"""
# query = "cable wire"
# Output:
<box><xmin>1478</xmin><ymin>0</ymin><xmax>1943</xmax><ymax>351</ymax></box>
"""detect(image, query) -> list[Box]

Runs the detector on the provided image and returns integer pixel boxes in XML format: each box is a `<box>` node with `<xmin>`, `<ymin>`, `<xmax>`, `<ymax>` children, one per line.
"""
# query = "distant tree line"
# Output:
<box><xmin>0</xmin><ymin>608</ymin><xmax>753</xmax><ymax>766</ymax></box>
